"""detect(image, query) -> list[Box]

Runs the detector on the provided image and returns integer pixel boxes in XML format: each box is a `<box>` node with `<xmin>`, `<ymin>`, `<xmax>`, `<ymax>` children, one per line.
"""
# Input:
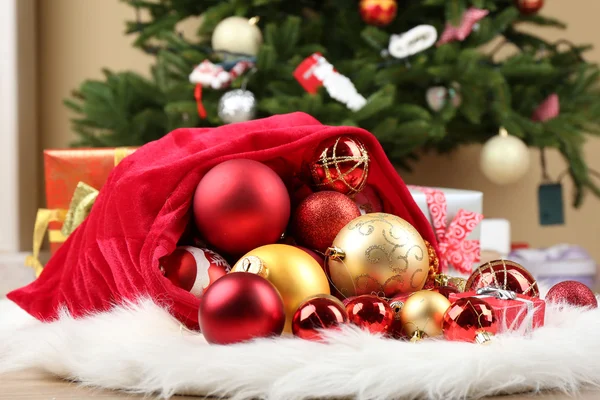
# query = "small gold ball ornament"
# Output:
<box><xmin>326</xmin><ymin>213</ymin><xmax>429</xmax><ymax>298</ymax></box>
<box><xmin>231</xmin><ymin>244</ymin><xmax>330</xmax><ymax>333</ymax></box>
<box><xmin>399</xmin><ymin>290</ymin><xmax>451</xmax><ymax>341</ymax></box>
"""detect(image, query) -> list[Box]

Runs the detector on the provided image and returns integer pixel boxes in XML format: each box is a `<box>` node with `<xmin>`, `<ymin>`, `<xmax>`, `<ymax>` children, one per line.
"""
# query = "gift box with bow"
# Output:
<box><xmin>26</xmin><ymin>148</ymin><xmax>136</xmax><ymax>277</ymax></box>
<box><xmin>409</xmin><ymin>187</ymin><xmax>483</xmax><ymax>275</ymax></box>
<box><xmin>449</xmin><ymin>287</ymin><xmax>546</xmax><ymax>334</ymax></box>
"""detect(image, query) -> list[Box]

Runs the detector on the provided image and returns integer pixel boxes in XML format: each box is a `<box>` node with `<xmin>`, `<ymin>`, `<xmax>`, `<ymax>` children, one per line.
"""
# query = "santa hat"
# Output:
<box><xmin>8</xmin><ymin>112</ymin><xmax>437</xmax><ymax>329</ymax></box>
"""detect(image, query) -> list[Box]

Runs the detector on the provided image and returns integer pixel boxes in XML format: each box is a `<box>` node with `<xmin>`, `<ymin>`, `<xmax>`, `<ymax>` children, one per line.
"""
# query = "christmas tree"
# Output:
<box><xmin>65</xmin><ymin>0</ymin><xmax>600</xmax><ymax>206</ymax></box>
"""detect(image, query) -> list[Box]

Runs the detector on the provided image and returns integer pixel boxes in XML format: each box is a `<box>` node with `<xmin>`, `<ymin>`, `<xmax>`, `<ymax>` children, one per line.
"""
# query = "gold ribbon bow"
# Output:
<box><xmin>26</xmin><ymin>147</ymin><xmax>135</xmax><ymax>277</ymax></box>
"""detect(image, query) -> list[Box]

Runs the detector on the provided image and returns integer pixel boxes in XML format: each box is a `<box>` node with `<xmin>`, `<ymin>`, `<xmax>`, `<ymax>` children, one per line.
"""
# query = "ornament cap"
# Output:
<box><xmin>325</xmin><ymin>246</ymin><xmax>346</xmax><ymax>261</ymax></box>
<box><xmin>410</xmin><ymin>330</ymin><xmax>426</xmax><ymax>342</ymax></box>
<box><xmin>474</xmin><ymin>330</ymin><xmax>494</xmax><ymax>345</ymax></box>
<box><xmin>236</xmin><ymin>255</ymin><xmax>269</xmax><ymax>278</ymax></box>
<box><xmin>499</xmin><ymin>127</ymin><xmax>509</xmax><ymax>137</ymax></box>
<box><xmin>389</xmin><ymin>300</ymin><xmax>405</xmax><ymax>320</ymax></box>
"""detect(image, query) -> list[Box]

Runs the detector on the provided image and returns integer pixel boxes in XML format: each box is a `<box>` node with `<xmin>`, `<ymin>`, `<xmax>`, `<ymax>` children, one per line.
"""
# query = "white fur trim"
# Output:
<box><xmin>1</xmin><ymin>297</ymin><xmax>600</xmax><ymax>399</ymax></box>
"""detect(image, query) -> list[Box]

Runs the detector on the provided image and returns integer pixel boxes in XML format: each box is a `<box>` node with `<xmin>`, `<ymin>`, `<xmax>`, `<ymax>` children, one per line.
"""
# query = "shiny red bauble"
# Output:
<box><xmin>199</xmin><ymin>272</ymin><xmax>285</xmax><ymax>345</ymax></box>
<box><xmin>160</xmin><ymin>246</ymin><xmax>229</xmax><ymax>297</ymax></box>
<box><xmin>193</xmin><ymin>159</ymin><xmax>290</xmax><ymax>255</ymax></box>
<box><xmin>466</xmin><ymin>260</ymin><xmax>539</xmax><ymax>298</ymax></box>
<box><xmin>292</xmin><ymin>295</ymin><xmax>348</xmax><ymax>341</ymax></box>
<box><xmin>443</xmin><ymin>297</ymin><xmax>498</xmax><ymax>343</ymax></box>
<box><xmin>309</xmin><ymin>136</ymin><xmax>370</xmax><ymax>197</ymax></box>
<box><xmin>545</xmin><ymin>281</ymin><xmax>598</xmax><ymax>308</ymax></box>
<box><xmin>354</xmin><ymin>185</ymin><xmax>383</xmax><ymax>215</ymax></box>
<box><xmin>359</xmin><ymin>0</ymin><xmax>398</xmax><ymax>27</ymax></box>
<box><xmin>292</xmin><ymin>192</ymin><xmax>361</xmax><ymax>253</ymax></box>
<box><xmin>344</xmin><ymin>295</ymin><xmax>394</xmax><ymax>334</ymax></box>
<box><xmin>515</xmin><ymin>0</ymin><xmax>544</xmax><ymax>15</ymax></box>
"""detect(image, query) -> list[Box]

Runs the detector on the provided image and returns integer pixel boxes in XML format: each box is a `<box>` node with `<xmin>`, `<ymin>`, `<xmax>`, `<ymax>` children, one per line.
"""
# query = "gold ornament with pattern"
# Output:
<box><xmin>325</xmin><ymin>213</ymin><xmax>429</xmax><ymax>299</ymax></box>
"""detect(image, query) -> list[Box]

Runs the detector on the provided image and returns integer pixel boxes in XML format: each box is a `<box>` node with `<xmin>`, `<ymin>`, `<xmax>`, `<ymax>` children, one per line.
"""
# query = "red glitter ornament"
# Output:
<box><xmin>160</xmin><ymin>246</ymin><xmax>230</xmax><ymax>297</ymax></box>
<box><xmin>515</xmin><ymin>0</ymin><xmax>544</xmax><ymax>15</ymax></box>
<box><xmin>359</xmin><ymin>0</ymin><xmax>398</xmax><ymax>27</ymax></box>
<box><xmin>292</xmin><ymin>294</ymin><xmax>348</xmax><ymax>341</ymax></box>
<box><xmin>546</xmin><ymin>281</ymin><xmax>598</xmax><ymax>308</ymax></box>
<box><xmin>193</xmin><ymin>159</ymin><xmax>290</xmax><ymax>255</ymax></box>
<box><xmin>309</xmin><ymin>136</ymin><xmax>369</xmax><ymax>197</ymax></box>
<box><xmin>199</xmin><ymin>273</ymin><xmax>285</xmax><ymax>344</ymax></box>
<box><xmin>344</xmin><ymin>295</ymin><xmax>394</xmax><ymax>334</ymax></box>
<box><xmin>292</xmin><ymin>191</ymin><xmax>361</xmax><ymax>253</ymax></box>
<box><xmin>443</xmin><ymin>297</ymin><xmax>498</xmax><ymax>343</ymax></box>
<box><xmin>466</xmin><ymin>260</ymin><xmax>539</xmax><ymax>298</ymax></box>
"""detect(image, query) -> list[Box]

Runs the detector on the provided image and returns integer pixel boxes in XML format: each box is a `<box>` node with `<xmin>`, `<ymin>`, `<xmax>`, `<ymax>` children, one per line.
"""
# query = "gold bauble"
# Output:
<box><xmin>231</xmin><ymin>244</ymin><xmax>330</xmax><ymax>332</ymax></box>
<box><xmin>326</xmin><ymin>213</ymin><xmax>429</xmax><ymax>298</ymax></box>
<box><xmin>399</xmin><ymin>290</ymin><xmax>451</xmax><ymax>341</ymax></box>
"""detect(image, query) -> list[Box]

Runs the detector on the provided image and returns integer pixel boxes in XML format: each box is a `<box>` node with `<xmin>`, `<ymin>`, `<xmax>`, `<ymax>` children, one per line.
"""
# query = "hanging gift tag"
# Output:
<box><xmin>538</xmin><ymin>183</ymin><xmax>564</xmax><ymax>226</ymax></box>
<box><xmin>294</xmin><ymin>53</ymin><xmax>367</xmax><ymax>111</ymax></box>
<box><xmin>388</xmin><ymin>25</ymin><xmax>437</xmax><ymax>59</ymax></box>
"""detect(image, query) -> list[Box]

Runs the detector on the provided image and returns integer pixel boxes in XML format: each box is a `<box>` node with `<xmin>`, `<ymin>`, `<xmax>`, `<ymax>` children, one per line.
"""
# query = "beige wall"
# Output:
<box><xmin>38</xmin><ymin>1</ymin><xmax>600</xmax><ymax>259</ymax></box>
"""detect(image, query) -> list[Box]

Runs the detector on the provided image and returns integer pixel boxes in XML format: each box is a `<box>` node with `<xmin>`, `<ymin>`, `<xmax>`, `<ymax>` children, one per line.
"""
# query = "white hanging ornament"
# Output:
<box><xmin>387</xmin><ymin>25</ymin><xmax>438</xmax><ymax>59</ymax></box>
<box><xmin>212</xmin><ymin>16</ymin><xmax>263</xmax><ymax>57</ymax></box>
<box><xmin>480</xmin><ymin>128</ymin><xmax>530</xmax><ymax>185</ymax></box>
<box><xmin>218</xmin><ymin>89</ymin><xmax>257</xmax><ymax>124</ymax></box>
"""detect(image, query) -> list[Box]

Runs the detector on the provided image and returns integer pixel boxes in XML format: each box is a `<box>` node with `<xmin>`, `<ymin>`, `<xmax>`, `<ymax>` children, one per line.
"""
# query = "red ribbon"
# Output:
<box><xmin>410</xmin><ymin>186</ymin><xmax>483</xmax><ymax>274</ymax></box>
<box><xmin>194</xmin><ymin>84</ymin><xmax>207</xmax><ymax>119</ymax></box>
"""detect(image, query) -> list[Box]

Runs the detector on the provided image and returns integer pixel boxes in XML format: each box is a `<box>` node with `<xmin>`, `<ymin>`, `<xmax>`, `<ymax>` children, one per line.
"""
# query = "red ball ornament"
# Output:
<box><xmin>292</xmin><ymin>294</ymin><xmax>348</xmax><ymax>341</ymax></box>
<box><xmin>546</xmin><ymin>281</ymin><xmax>598</xmax><ymax>308</ymax></box>
<box><xmin>199</xmin><ymin>272</ymin><xmax>285</xmax><ymax>344</ymax></box>
<box><xmin>292</xmin><ymin>191</ymin><xmax>361</xmax><ymax>253</ymax></box>
<box><xmin>309</xmin><ymin>136</ymin><xmax>369</xmax><ymax>197</ymax></box>
<box><xmin>344</xmin><ymin>295</ymin><xmax>394</xmax><ymax>334</ymax></box>
<box><xmin>515</xmin><ymin>0</ymin><xmax>544</xmax><ymax>15</ymax></box>
<box><xmin>359</xmin><ymin>0</ymin><xmax>398</xmax><ymax>27</ymax></box>
<box><xmin>193</xmin><ymin>159</ymin><xmax>290</xmax><ymax>255</ymax></box>
<box><xmin>389</xmin><ymin>293</ymin><xmax>411</xmax><ymax>339</ymax></box>
<box><xmin>160</xmin><ymin>246</ymin><xmax>230</xmax><ymax>297</ymax></box>
<box><xmin>443</xmin><ymin>297</ymin><xmax>498</xmax><ymax>343</ymax></box>
<box><xmin>354</xmin><ymin>185</ymin><xmax>383</xmax><ymax>215</ymax></box>
<box><xmin>296</xmin><ymin>246</ymin><xmax>325</xmax><ymax>268</ymax></box>
<box><xmin>466</xmin><ymin>260</ymin><xmax>539</xmax><ymax>298</ymax></box>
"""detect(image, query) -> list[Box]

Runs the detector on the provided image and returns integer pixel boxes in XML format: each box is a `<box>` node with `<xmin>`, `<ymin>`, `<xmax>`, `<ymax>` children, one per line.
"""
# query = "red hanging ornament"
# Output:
<box><xmin>309</xmin><ymin>136</ymin><xmax>370</xmax><ymax>197</ymax></box>
<box><xmin>193</xmin><ymin>159</ymin><xmax>291</xmax><ymax>255</ymax></box>
<box><xmin>292</xmin><ymin>191</ymin><xmax>361</xmax><ymax>253</ymax></box>
<box><xmin>465</xmin><ymin>260</ymin><xmax>539</xmax><ymax>298</ymax></box>
<box><xmin>443</xmin><ymin>297</ymin><xmax>498</xmax><ymax>343</ymax></box>
<box><xmin>359</xmin><ymin>0</ymin><xmax>398</xmax><ymax>27</ymax></box>
<box><xmin>199</xmin><ymin>273</ymin><xmax>285</xmax><ymax>344</ymax></box>
<box><xmin>292</xmin><ymin>294</ymin><xmax>348</xmax><ymax>341</ymax></box>
<box><xmin>344</xmin><ymin>295</ymin><xmax>394</xmax><ymax>334</ymax></box>
<box><xmin>388</xmin><ymin>293</ymin><xmax>412</xmax><ymax>339</ymax></box>
<box><xmin>515</xmin><ymin>0</ymin><xmax>544</xmax><ymax>15</ymax></box>
<box><xmin>160</xmin><ymin>246</ymin><xmax>229</xmax><ymax>297</ymax></box>
<box><xmin>545</xmin><ymin>281</ymin><xmax>598</xmax><ymax>308</ymax></box>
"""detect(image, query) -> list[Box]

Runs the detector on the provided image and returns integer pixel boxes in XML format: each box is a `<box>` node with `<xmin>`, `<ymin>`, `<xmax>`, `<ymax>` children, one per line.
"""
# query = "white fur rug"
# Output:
<box><xmin>1</xmin><ymin>297</ymin><xmax>600</xmax><ymax>400</ymax></box>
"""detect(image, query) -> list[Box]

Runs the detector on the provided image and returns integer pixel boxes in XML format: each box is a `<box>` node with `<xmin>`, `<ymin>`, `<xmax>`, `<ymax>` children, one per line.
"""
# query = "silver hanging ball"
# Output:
<box><xmin>218</xmin><ymin>89</ymin><xmax>257</xmax><ymax>124</ymax></box>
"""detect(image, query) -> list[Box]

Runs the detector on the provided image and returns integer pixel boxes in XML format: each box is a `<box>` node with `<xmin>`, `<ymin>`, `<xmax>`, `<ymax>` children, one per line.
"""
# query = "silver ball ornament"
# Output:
<box><xmin>218</xmin><ymin>89</ymin><xmax>257</xmax><ymax>124</ymax></box>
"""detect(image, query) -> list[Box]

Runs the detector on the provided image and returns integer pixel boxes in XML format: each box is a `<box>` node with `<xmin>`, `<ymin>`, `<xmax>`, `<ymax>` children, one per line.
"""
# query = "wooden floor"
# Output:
<box><xmin>1</xmin><ymin>370</ymin><xmax>599</xmax><ymax>400</ymax></box>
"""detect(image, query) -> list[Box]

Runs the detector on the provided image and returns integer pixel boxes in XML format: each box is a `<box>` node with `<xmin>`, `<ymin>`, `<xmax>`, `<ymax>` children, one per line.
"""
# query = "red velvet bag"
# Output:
<box><xmin>9</xmin><ymin>113</ymin><xmax>438</xmax><ymax>328</ymax></box>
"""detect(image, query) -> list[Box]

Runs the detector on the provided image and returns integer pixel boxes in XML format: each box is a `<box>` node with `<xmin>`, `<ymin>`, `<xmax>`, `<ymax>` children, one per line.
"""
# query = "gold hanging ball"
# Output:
<box><xmin>326</xmin><ymin>213</ymin><xmax>429</xmax><ymax>298</ymax></box>
<box><xmin>231</xmin><ymin>244</ymin><xmax>330</xmax><ymax>333</ymax></box>
<box><xmin>399</xmin><ymin>290</ymin><xmax>451</xmax><ymax>340</ymax></box>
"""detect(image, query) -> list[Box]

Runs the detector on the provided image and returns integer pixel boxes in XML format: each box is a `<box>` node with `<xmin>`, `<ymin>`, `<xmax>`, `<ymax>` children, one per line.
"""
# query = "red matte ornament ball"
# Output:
<box><xmin>466</xmin><ymin>260</ymin><xmax>539</xmax><ymax>298</ymax></box>
<box><xmin>309</xmin><ymin>136</ymin><xmax>370</xmax><ymax>197</ymax></box>
<box><xmin>545</xmin><ymin>281</ymin><xmax>598</xmax><ymax>308</ymax></box>
<box><xmin>193</xmin><ymin>159</ymin><xmax>290</xmax><ymax>255</ymax></box>
<box><xmin>359</xmin><ymin>0</ymin><xmax>398</xmax><ymax>27</ymax></box>
<box><xmin>443</xmin><ymin>297</ymin><xmax>498</xmax><ymax>342</ymax></box>
<box><xmin>515</xmin><ymin>0</ymin><xmax>544</xmax><ymax>15</ymax></box>
<box><xmin>199</xmin><ymin>272</ymin><xmax>285</xmax><ymax>345</ymax></box>
<box><xmin>160</xmin><ymin>246</ymin><xmax>230</xmax><ymax>297</ymax></box>
<box><xmin>292</xmin><ymin>294</ymin><xmax>348</xmax><ymax>341</ymax></box>
<box><xmin>292</xmin><ymin>191</ymin><xmax>361</xmax><ymax>253</ymax></box>
<box><xmin>344</xmin><ymin>295</ymin><xmax>394</xmax><ymax>334</ymax></box>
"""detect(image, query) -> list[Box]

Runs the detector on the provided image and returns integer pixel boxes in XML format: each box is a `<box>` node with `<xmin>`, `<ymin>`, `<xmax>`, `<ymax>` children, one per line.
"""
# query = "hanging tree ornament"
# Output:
<box><xmin>218</xmin><ymin>88</ymin><xmax>257</xmax><ymax>124</ymax></box>
<box><xmin>426</xmin><ymin>84</ymin><xmax>462</xmax><ymax>112</ymax></box>
<box><xmin>212</xmin><ymin>16</ymin><xmax>263</xmax><ymax>57</ymax></box>
<box><xmin>387</xmin><ymin>25</ymin><xmax>438</xmax><ymax>59</ymax></box>
<box><xmin>480</xmin><ymin>128</ymin><xmax>530</xmax><ymax>185</ymax></box>
<box><xmin>515</xmin><ymin>0</ymin><xmax>544</xmax><ymax>15</ymax></box>
<box><xmin>326</xmin><ymin>213</ymin><xmax>430</xmax><ymax>298</ymax></box>
<box><xmin>359</xmin><ymin>0</ymin><xmax>398</xmax><ymax>27</ymax></box>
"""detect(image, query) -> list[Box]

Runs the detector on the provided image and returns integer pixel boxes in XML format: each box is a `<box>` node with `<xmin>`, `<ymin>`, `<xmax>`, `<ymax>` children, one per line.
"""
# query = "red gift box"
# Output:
<box><xmin>449</xmin><ymin>288</ymin><xmax>545</xmax><ymax>333</ymax></box>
